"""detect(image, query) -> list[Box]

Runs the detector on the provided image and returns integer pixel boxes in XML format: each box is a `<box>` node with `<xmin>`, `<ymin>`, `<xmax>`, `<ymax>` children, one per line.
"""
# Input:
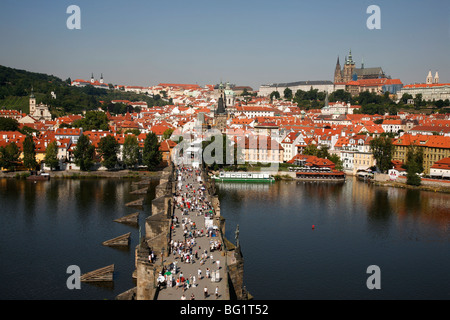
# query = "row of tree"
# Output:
<box><xmin>0</xmin><ymin>132</ymin><xmax>163</xmax><ymax>172</ymax></box>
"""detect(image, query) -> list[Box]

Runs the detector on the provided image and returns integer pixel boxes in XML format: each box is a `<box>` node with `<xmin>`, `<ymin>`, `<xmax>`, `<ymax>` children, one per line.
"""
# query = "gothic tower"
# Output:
<box><xmin>342</xmin><ymin>49</ymin><xmax>356</xmax><ymax>82</ymax></box>
<box><xmin>334</xmin><ymin>56</ymin><xmax>343</xmax><ymax>83</ymax></box>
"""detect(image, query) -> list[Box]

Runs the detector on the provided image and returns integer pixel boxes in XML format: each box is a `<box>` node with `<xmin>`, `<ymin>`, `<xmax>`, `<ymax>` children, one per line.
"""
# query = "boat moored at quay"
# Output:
<box><xmin>213</xmin><ymin>171</ymin><xmax>275</xmax><ymax>183</ymax></box>
<box><xmin>289</xmin><ymin>167</ymin><xmax>346</xmax><ymax>181</ymax></box>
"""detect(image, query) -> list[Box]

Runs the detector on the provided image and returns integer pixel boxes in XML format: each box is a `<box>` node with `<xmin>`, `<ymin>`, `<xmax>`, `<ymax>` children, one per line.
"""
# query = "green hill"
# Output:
<box><xmin>0</xmin><ymin>65</ymin><xmax>169</xmax><ymax>116</ymax></box>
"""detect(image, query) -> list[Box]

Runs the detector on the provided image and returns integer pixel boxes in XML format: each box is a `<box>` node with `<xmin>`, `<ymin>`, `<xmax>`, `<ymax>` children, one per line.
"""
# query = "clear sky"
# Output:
<box><xmin>1</xmin><ymin>0</ymin><xmax>449</xmax><ymax>90</ymax></box>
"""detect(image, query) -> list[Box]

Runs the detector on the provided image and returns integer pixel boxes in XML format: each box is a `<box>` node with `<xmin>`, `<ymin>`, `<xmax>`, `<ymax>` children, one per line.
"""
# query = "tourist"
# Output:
<box><xmin>204</xmin><ymin>286</ymin><xmax>208</xmax><ymax>298</ymax></box>
<box><xmin>181</xmin><ymin>294</ymin><xmax>186</xmax><ymax>300</ymax></box>
<box><xmin>215</xmin><ymin>286</ymin><xmax>219</xmax><ymax>299</ymax></box>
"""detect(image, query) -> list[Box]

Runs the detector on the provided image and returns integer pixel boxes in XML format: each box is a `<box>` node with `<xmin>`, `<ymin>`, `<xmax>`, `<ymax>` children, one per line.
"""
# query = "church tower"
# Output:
<box><xmin>342</xmin><ymin>49</ymin><xmax>356</xmax><ymax>82</ymax></box>
<box><xmin>91</xmin><ymin>73</ymin><xmax>95</xmax><ymax>84</ymax></box>
<box><xmin>29</xmin><ymin>87</ymin><xmax>36</xmax><ymax>115</ymax></box>
<box><xmin>434</xmin><ymin>71</ymin><xmax>439</xmax><ymax>84</ymax></box>
<box><xmin>426</xmin><ymin>70</ymin><xmax>433</xmax><ymax>84</ymax></box>
<box><xmin>334</xmin><ymin>56</ymin><xmax>343</xmax><ymax>83</ymax></box>
<box><xmin>100</xmin><ymin>73</ymin><xmax>104</xmax><ymax>84</ymax></box>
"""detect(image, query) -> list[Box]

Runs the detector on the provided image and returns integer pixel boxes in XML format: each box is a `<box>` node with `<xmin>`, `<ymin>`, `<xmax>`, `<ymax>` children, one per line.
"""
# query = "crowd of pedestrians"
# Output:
<box><xmin>156</xmin><ymin>165</ymin><xmax>224</xmax><ymax>300</ymax></box>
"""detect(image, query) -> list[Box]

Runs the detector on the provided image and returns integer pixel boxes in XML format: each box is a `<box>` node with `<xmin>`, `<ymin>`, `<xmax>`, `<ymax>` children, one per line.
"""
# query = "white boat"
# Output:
<box><xmin>213</xmin><ymin>171</ymin><xmax>275</xmax><ymax>183</ymax></box>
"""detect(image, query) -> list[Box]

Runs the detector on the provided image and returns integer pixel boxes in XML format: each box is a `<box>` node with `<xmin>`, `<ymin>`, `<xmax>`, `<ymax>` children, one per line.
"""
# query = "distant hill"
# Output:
<box><xmin>0</xmin><ymin>65</ymin><xmax>168</xmax><ymax>115</ymax></box>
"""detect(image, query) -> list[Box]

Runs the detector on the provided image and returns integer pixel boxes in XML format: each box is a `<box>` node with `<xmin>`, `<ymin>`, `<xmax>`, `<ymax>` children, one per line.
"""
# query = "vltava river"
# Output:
<box><xmin>217</xmin><ymin>178</ymin><xmax>450</xmax><ymax>300</ymax></box>
<box><xmin>0</xmin><ymin>177</ymin><xmax>448</xmax><ymax>299</ymax></box>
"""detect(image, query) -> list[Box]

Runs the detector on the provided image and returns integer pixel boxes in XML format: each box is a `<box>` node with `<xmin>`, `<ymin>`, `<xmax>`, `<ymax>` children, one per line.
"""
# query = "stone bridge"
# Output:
<box><xmin>116</xmin><ymin>164</ymin><xmax>248</xmax><ymax>300</ymax></box>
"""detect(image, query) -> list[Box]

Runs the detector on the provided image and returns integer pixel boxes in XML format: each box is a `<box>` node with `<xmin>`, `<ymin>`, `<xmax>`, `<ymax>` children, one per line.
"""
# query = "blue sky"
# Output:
<box><xmin>1</xmin><ymin>0</ymin><xmax>449</xmax><ymax>90</ymax></box>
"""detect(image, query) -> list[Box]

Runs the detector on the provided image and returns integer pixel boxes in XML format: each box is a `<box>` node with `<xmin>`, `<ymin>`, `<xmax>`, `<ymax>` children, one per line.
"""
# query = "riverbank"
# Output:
<box><xmin>0</xmin><ymin>169</ymin><xmax>162</xmax><ymax>180</ymax></box>
<box><xmin>371</xmin><ymin>179</ymin><xmax>450</xmax><ymax>194</ymax></box>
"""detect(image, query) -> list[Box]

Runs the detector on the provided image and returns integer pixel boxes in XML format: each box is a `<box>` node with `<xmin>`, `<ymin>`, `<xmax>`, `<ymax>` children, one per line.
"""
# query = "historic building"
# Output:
<box><xmin>29</xmin><ymin>89</ymin><xmax>52</xmax><ymax>121</ymax></box>
<box><xmin>334</xmin><ymin>50</ymin><xmax>386</xmax><ymax>84</ymax></box>
<box><xmin>71</xmin><ymin>73</ymin><xmax>110</xmax><ymax>90</ymax></box>
<box><xmin>396</xmin><ymin>71</ymin><xmax>450</xmax><ymax>101</ymax></box>
<box><xmin>392</xmin><ymin>134</ymin><xmax>450</xmax><ymax>175</ymax></box>
<box><xmin>259</xmin><ymin>80</ymin><xmax>339</xmax><ymax>97</ymax></box>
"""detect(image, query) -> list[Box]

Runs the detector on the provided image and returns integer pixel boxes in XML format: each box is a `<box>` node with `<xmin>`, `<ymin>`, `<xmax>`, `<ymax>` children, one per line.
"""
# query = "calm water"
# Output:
<box><xmin>217</xmin><ymin>178</ymin><xmax>450</xmax><ymax>300</ymax></box>
<box><xmin>0</xmin><ymin>177</ymin><xmax>448</xmax><ymax>300</ymax></box>
<box><xmin>0</xmin><ymin>177</ymin><xmax>159</xmax><ymax>300</ymax></box>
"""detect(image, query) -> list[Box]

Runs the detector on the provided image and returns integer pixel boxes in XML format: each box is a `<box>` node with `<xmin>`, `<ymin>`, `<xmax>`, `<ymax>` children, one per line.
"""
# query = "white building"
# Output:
<box><xmin>396</xmin><ymin>71</ymin><xmax>450</xmax><ymax>101</ymax></box>
<box><xmin>258</xmin><ymin>80</ymin><xmax>345</xmax><ymax>97</ymax></box>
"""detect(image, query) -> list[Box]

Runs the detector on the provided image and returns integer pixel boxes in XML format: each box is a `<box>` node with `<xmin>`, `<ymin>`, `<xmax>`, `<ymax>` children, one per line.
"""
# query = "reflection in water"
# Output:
<box><xmin>0</xmin><ymin>177</ymin><xmax>157</xmax><ymax>300</ymax></box>
<box><xmin>217</xmin><ymin>178</ymin><xmax>450</xmax><ymax>299</ymax></box>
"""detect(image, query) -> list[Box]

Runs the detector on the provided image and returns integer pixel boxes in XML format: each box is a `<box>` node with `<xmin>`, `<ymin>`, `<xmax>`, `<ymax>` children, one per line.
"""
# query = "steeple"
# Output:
<box><xmin>334</xmin><ymin>55</ymin><xmax>343</xmax><ymax>83</ymax></box>
<box><xmin>347</xmin><ymin>49</ymin><xmax>354</xmax><ymax>65</ymax></box>
<box><xmin>434</xmin><ymin>71</ymin><xmax>439</xmax><ymax>84</ymax></box>
<box><xmin>91</xmin><ymin>73</ymin><xmax>95</xmax><ymax>84</ymax></box>
<box><xmin>100</xmin><ymin>73</ymin><xmax>104</xmax><ymax>84</ymax></box>
<box><xmin>361</xmin><ymin>57</ymin><xmax>365</xmax><ymax>69</ymax></box>
<box><xmin>426</xmin><ymin>70</ymin><xmax>433</xmax><ymax>84</ymax></box>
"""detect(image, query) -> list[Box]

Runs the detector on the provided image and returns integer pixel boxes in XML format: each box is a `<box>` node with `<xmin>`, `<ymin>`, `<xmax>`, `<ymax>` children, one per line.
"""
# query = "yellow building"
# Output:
<box><xmin>392</xmin><ymin>134</ymin><xmax>450</xmax><ymax>174</ymax></box>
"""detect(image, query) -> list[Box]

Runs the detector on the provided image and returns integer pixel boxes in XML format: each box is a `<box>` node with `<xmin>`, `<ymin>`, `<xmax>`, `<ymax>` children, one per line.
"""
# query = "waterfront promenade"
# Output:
<box><xmin>156</xmin><ymin>166</ymin><xmax>229</xmax><ymax>300</ymax></box>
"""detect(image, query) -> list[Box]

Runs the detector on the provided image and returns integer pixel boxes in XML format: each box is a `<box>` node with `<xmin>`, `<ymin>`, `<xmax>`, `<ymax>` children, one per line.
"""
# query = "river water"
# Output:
<box><xmin>0</xmin><ymin>177</ymin><xmax>448</xmax><ymax>299</ymax></box>
<box><xmin>217</xmin><ymin>178</ymin><xmax>450</xmax><ymax>300</ymax></box>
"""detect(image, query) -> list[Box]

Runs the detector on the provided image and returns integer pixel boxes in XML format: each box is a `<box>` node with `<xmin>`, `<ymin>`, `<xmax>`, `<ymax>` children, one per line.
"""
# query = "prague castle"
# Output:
<box><xmin>334</xmin><ymin>49</ymin><xmax>386</xmax><ymax>84</ymax></box>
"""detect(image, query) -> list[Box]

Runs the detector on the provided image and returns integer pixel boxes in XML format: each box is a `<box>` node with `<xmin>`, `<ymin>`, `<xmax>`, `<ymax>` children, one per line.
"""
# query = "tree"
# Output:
<box><xmin>413</xmin><ymin>94</ymin><xmax>423</xmax><ymax>109</ymax></box>
<box><xmin>0</xmin><ymin>142</ymin><xmax>21</xmax><ymax>171</ymax></box>
<box><xmin>328</xmin><ymin>154</ymin><xmax>344</xmax><ymax>171</ymax></box>
<box><xmin>71</xmin><ymin>111</ymin><xmax>109</xmax><ymax>131</ymax></box>
<box><xmin>122</xmin><ymin>134</ymin><xmax>140</xmax><ymax>169</ymax></box>
<box><xmin>44</xmin><ymin>140</ymin><xmax>59</xmax><ymax>171</ymax></box>
<box><xmin>0</xmin><ymin>117</ymin><xmax>19</xmax><ymax>131</ymax></box>
<box><xmin>405</xmin><ymin>145</ymin><xmax>423</xmax><ymax>186</ymax></box>
<box><xmin>303</xmin><ymin>144</ymin><xmax>318</xmax><ymax>156</ymax></box>
<box><xmin>142</xmin><ymin>132</ymin><xmax>162</xmax><ymax>170</ymax></box>
<box><xmin>370</xmin><ymin>136</ymin><xmax>394</xmax><ymax>173</ymax></box>
<box><xmin>162</xmin><ymin>128</ymin><xmax>174</xmax><ymax>141</ymax></box>
<box><xmin>23</xmin><ymin>136</ymin><xmax>37</xmax><ymax>170</ymax></box>
<box><xmin>316</xmin><ymin>145</ymin><xmax>331</xmax><ymax>159</ymax></box>
<box><xmin>406</xmin><ymin>161</ymin><xmax>422</xmax><ymax>186</ymax></box>
<box><xmin>98</xmin><ymin>135</ymin><xmax>119</xmax><ymax>170</ymax></box>
<box><xmin>283</xmin><ymin>88</ymin><xmax>293</xmax><ymax>100</ymax></box>
<box><xmin>270</xmin><ymin>91</ymin><xmax>280</xmax><ymax>101</ymax></box>
<box><xmin>73</xmin><ymin>134</ymin><xmax>95</xmax><ymax>171</ymax></box>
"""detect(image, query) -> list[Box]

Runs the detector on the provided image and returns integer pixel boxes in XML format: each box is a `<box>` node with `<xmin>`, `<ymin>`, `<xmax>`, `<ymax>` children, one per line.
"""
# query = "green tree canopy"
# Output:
<box><xmin>73</xmin><ymin>134</ymin><xmax>95</xmax><ymax>171</ymax></box>
<box><xmin>0</xmin><ymin>142</ymin><xmax>21</xmax><ymax>171</ymax></box>
<box><xmin>44</xmin><ymin>140</ymin><xmax>59</xmax><ymax>171</ymax></box>
<box><xmin>122</xmin><ymin>134</ymin><xmax>140</xmax><ymax>169</ymax></box>
<box><xmin>98</xmin><ymin>135</ymin><xmax>119</xmax><ymax>170</ymax></box>
<box><xmin>142</xmin><ymin>132</ymin><xmax>162</xmax><ymax>170</ymax></box>
<box><xmin>0</xmin><ymin>117</ymin><xmax>19</xmax><ymax>131</ymax></box>
<box><xmin>270</xmin><ymin>91</ymin><xmax>280</xmax><ymax>101</ymax></box>
<box><xmin>163</xmin><ymin>128</ymin><xmax>174</xmax><ymax>141</ymax></box>
<box><xmin>23</xmin><ymin>136</ymin><xmax>37</xmax><ymax>170</ymax></box>
<box><xmin>283</xmin><ymin>88</ymin><xmax>293</xmax><ymax>100</ymax></box>
<box><xmin>71</xmin><ymin>111</ymin><xmax>109</xmax><ymax>131</ymax></box>
<box><xmin>370</xmin><ymin>136</ymin><xmax>394</xmax><ymax>173</ymax></box>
